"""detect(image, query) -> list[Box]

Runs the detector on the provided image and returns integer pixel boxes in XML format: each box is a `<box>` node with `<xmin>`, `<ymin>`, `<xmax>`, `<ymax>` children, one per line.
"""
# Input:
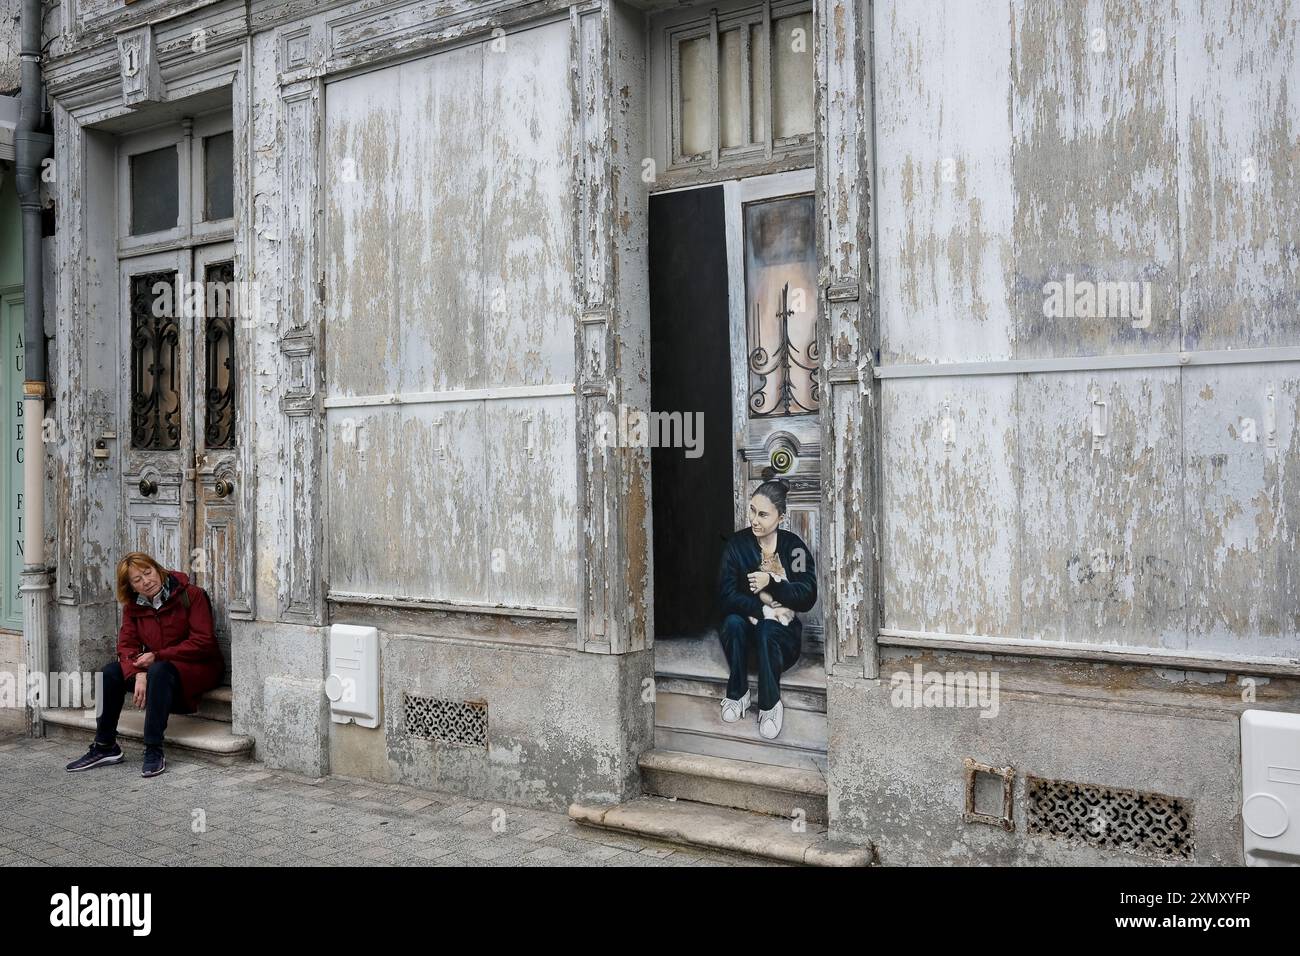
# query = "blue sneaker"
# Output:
<box><xmin>141</xmin><ymin>745</ymin><xmax>167</xmax><ymax>778</ymax></box>
<box><xmin>66</xmin><ymin>741</ymin><xmax>124</xmax><ymax>772</ymax></box>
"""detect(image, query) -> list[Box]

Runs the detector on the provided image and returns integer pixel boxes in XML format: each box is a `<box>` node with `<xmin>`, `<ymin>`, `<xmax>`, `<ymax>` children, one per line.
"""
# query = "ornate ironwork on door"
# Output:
<box><xmin>748</xmin><ymin>281</ymin><xmax>820</xmax><ymax>415</ymax></box>
<box><xmin>203</xmin><ymin>260</ymin><xmax>236</xmax><ymax>448</ymax></box>
<box><xmin>744</xmin><ymin>194</ymin><xmax>819</xmax><ymax>418</ymax></box>
<box><xmin>130</xmin><ymin>271</ymin><xmax>182</xmax><ymax>450</ymax></box>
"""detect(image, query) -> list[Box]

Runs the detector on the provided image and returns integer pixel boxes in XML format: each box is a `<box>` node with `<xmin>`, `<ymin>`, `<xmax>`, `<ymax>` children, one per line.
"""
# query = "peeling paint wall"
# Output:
<box><xmin>323</xmin><ymin>21</ymin><xmax>579</xmax><ymax>610</ymax></box>
<box><xmin>0</xmin><ymin>0</ymin><xmax>17</xmax><ymax>94</ymax></box>
<box><xmin>876</xmin><ymin>0</ymin><xmax>1300</xmax><ymax>656</ymax></box>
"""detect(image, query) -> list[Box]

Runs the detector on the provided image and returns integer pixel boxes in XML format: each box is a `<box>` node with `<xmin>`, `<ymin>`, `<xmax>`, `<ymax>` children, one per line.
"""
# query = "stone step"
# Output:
<box><xmin>655</xmin><ymin>673</ymin><xmax>826</xmax><ymax>715</ymax></box>
<box><xmin>654</xmin><ymin>634</ymin><xmax>827</xmax><ymax>695</ymax></box>
<box><xmin>569</xmin><ymin>796</ymin><xmax>871</xmax><ymax>866</ymax></box>
<box><xmin>639</xmin><ymin>748</ymin><xmax>828</xmax><ymax>824</ymax></box>
<box><xmin>40</xmin><ymin>708</ymin><xmax>254</xmax><ymax>764</ymax></box>
<box><xmin>654</xmin><ymin>726</ymin><xmax>828</xmax><ymax>773</ymax></box>
<box><xmin>656</xmin><ymin>689</ymin><xmax>827</xmax><ymax>756</ymax></box>
<box><xmin>194</xmin><ymin>685</ymin><xmax>233</xmax><ymax>724</ymax></box>
<box><xmin>653</xmin><ymin>633</ymin><xmax>828</xmax><ymax>768</ymax></box>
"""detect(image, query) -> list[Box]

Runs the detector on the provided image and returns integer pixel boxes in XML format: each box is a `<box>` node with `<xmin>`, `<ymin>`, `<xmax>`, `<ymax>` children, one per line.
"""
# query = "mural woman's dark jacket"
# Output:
<box><xmin>717</xmin><ymin>528</ymin><xmax>818</xmax><ymax>624</ymax></box>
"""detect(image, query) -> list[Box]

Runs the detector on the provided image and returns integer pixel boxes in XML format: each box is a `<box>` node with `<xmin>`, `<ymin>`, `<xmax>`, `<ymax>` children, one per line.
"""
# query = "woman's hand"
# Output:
<box><xmin>134</xmin><ymin>651</ymin><xmax>156</xmax><ymax>669</ymax></box>
<box><xmin>747</xmin><ymin>571</ymin><xmax>772</xmax><ymax>593</ymax></box>
<box><xmin>132</xmin><ymin>674</ymin><xmax>148</xmax><ymax>709</ymax></box>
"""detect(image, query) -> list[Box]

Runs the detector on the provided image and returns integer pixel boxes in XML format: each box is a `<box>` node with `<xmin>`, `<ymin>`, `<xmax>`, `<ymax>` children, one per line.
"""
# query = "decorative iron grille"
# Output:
<box><xmin>744</xmin><ymin>194</ymin><xmax>819</xmax><ymax>418</ymax></box>
<box><xmin>1025</xmin><ymin>776</ymin><xmax>1194</xmax><ymax>861</ymax></box>
<box><xmin>130</xmin><ymin>271</ymin><xmax>182</xmax><ymax>450</ymax></box>
<box><xmin>748</xmin><ymin>281</ymin><xmax>820</xmax><ymax>416</ymax></box>
<box><xmin>403</xmin><ymin>693</ymin><xmax>488</xmax><ymax>748</ymax></box>
<box><xmin>203</xmin><ymin>260</ymin><xmax>237</xmax><ymax>448</ymax></box>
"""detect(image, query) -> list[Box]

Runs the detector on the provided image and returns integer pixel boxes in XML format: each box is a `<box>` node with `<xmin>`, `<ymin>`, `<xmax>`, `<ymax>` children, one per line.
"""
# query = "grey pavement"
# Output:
<box><xmin>0</xmin><ymin>734</ymin><xmax>776</xmax><ymax>867</ymax></box>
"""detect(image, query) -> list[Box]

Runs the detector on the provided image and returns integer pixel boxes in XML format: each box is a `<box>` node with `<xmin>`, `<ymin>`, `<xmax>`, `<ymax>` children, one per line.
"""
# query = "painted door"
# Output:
<box><xmin>725</xmin><ymin>170</ymin><xmax>823</xmax><ymax>657</ymax></box>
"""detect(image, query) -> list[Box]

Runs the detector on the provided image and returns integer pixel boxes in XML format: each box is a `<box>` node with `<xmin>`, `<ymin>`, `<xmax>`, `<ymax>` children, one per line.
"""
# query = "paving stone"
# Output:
<box><xmin>0</xmin><ymin>737</ymin><xmax>760</xmax><ymax>868</ymax></box>
<box><xmin>583</xmin><ymin>844</ymin><xmax>630</xmax><ymax>861</ymax></box>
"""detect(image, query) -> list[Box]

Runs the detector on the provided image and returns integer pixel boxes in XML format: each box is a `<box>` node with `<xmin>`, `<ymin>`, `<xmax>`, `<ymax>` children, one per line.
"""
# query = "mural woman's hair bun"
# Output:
<box><xmin>754</xmin><ymin>468</ymin><xmax>791</xmax><ymax>515</ymax></box>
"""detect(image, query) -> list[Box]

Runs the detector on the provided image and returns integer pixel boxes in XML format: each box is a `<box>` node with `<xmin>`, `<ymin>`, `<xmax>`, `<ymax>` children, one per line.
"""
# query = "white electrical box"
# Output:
<box><xmin>326</xmin><ymin>624</ymin><xmax>380</xmax><ymax>728</ymax></box>
<box><xmin>1241</xmin><ymin>709</ymin><xmax>1300</xmax><ymax>866</ymax></box>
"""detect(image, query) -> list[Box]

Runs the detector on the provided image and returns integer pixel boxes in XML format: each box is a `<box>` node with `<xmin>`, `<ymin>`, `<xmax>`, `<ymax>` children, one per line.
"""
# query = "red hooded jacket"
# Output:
<box><xmin>117</xmin><ymin>570</ymin><xmax>224</xmax><ymax>712</ymax></box>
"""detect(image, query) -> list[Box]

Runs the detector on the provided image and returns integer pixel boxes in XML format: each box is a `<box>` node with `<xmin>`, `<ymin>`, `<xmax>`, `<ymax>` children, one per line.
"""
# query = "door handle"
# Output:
<box><xmin>138</xmin><ymin>478</ymin><xmax>158</xmax><ymax>497</ymax></box>
<box><xmin>770</xmin><ymin>446</ymin><xmax>795</xmax><ymax>474</ymax></box>
<box><xmin>214</xmin><ymin>478</ymin><xmax>235</xmax><ymax>498</ymax></box>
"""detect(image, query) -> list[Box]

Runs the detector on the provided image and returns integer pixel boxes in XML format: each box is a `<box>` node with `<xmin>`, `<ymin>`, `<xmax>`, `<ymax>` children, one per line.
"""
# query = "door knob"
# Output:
<box><xmin>138</xmin><ymin>478</ymin><xmax>157</xmax><ymax>497</ymax></box>
<box><xmin>214</xmin><ymin>478</ymin><xmax>235</xmax><ymax>498</ymax></box>
<box><xmin>769</xmin><ymin>446</ymin><xmax>795</xmax><ymax>474</ymax></box>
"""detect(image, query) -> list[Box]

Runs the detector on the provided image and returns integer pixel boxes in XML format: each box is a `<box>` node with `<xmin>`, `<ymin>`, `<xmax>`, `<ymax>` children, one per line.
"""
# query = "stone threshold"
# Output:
<box><xmin>569</xmin><ymin>796</ymin><xmax>872</xmax><ymax>867</ymax></box>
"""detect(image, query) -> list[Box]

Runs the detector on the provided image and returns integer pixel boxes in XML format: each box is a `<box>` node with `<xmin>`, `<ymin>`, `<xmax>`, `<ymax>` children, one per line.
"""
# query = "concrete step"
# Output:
<box><xmin>194</xmin><ymin>685</ymin><xmax>233</xmax><ymax>724</ymax></box>
<box><xmin>40</xmin><ymin>708</ymin><xmax>253</xmax><ymax>764</ymax></box>
<box><xmin>640</xmin><ymin>748</ymin><xmax>828</xmax><ymax>825</ymax></box>
<box><xmin>569</xmin><ymin>796</ymin><xmax>870</xmax><ymax>866</ymax></box>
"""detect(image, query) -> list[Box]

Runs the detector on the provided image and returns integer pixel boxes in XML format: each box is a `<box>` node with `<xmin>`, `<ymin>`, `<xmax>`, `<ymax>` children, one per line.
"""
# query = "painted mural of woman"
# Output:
<box><xmin>716</xmin><ymin>469</ymin><xmax>817</xmax><ymax>740</ymax></box>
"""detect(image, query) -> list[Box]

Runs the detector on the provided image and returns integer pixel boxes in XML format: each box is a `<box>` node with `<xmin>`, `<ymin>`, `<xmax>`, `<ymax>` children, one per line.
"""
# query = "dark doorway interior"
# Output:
<box><xmin>648</xmin><ymin>186</ymin><xmax>734</xmax><ymax>638</ymax></box>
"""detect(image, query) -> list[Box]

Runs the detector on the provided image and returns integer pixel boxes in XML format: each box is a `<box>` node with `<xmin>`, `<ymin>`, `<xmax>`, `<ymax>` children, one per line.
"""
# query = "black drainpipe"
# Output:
<box><xmin>15</xmin><ymin>0</ymin><xmax>50</xmax><ymax>388</ymax></box>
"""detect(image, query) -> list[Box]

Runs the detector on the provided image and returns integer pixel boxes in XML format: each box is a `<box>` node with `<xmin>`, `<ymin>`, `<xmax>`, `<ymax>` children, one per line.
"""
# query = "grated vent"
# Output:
<box><xmin>403</xmin><ymin>693</ymin><xmax>488</xmax><ymax>748</ymax></box>
<box><xmin>1026</xmin><ymin>776</ymin><xmax>1193</xmax><ymax>861</ymax></box>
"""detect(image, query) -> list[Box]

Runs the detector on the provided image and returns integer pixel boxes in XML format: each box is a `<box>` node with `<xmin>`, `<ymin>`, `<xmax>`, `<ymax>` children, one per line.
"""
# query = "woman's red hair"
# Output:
<box><xmin>115</xmin><ymin>552</ymin><xmax>169</xmax><ymax>605</ymax></box>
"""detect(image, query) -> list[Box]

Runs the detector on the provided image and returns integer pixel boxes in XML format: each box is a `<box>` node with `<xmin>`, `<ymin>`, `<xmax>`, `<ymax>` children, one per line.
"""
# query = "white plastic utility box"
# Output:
<box><xmin>326</xmin><ymin>624</ymin><xmax>380</xmax><ymax>728</ymax></box>
<box><xmin>1241</xmin><ymin>709</ymin><xmax>1300</xmax><ymax>866</ymax></box>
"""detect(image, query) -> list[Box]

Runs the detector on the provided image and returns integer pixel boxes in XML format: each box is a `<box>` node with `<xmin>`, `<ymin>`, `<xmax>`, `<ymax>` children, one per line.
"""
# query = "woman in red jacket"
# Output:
<box><xmin>65</xmin><ymin>552</ymin><xmax>224</xmax><ymax>778</ymax></box>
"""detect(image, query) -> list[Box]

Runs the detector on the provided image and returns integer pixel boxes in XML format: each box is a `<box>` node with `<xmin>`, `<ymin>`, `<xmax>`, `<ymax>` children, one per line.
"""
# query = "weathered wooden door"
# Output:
<box><xmin>120</xmin><ymin>240</ymin><xmax>239</xmax><ymax>673</ymax></box>
<box><xmin>725</xmin><ymin>169</ymin><xmax>824</xmax><ymax>657</ymax></box>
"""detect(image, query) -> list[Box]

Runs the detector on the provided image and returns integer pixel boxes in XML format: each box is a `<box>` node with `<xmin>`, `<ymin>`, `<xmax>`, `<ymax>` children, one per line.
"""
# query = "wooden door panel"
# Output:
<box><xmin>195</xmin><ymin>477</ymin><xmax>237</xmax><ymax>679</ymax></box>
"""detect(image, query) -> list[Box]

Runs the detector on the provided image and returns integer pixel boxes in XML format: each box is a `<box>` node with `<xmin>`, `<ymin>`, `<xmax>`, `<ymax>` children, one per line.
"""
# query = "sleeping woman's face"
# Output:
<box><xmin>129</xmin><ymin>564</ymin><xmax>163</xmax><ymax>599</ymax></box>
<box><xmin>748</xmin><ymin>493</ymin><xmax>781</xmax><ymax>538</ymax></box>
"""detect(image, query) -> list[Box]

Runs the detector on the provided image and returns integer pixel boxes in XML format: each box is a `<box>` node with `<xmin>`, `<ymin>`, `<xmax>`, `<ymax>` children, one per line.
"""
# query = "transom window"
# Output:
<box><xmin>129</xmin><ymin>146</ymin><xmax>180</xmax><ymax>235</ymax></box>
<box><xmin>654</xmin><ymin>1</ymin><xmax>814</xmax><ymax>173</ymax></box>
<box><xmin>117</xmin><ymin>112</ymin><xmax>235</xmax><ymax>249</ymax></box>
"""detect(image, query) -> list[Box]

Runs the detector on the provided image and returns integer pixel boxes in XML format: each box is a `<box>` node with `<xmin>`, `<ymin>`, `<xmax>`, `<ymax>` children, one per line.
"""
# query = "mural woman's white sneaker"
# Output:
<box><xmin>758</xmin><ymin>700</ymin><xmax>784</xmax><ymax>739</ymax></box>
<box><xmin>720</xmin><ymin>690</ymin><xmax>750</xmax><ymax>723</ymax></box>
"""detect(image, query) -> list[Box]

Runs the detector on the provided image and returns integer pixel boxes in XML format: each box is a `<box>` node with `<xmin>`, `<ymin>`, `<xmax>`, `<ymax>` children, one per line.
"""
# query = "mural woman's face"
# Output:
<box><xmin>129</xmin><ymin>564</ymin><xmax>163</xmax><ymax>599</ymax></box>
<box><xmin>748</xmin><ymin>493</ymin><xmax>781</xmax><ymax>538</ymax></box>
